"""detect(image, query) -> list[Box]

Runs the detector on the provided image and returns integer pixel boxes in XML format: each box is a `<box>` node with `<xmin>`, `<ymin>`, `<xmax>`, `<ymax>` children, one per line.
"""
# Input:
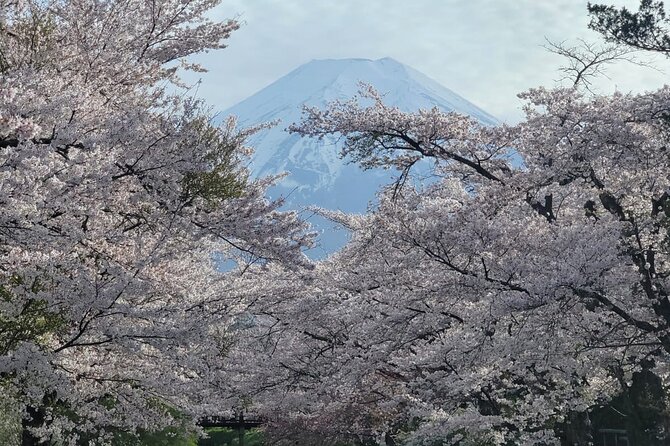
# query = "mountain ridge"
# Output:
<box><xmin>221</xmin><ymin>57</ymin><xmax>498</xmax><ymax>257</ymax></box>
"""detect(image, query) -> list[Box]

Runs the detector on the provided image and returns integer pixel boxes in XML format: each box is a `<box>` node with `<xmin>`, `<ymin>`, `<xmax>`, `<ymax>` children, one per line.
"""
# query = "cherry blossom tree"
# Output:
<box><xmin>237</xmin><ymin>81</ymin><xmax>670</xmax><ymax>445</ymax></box>
<box><xmin>0</xmin><ymin>0</ymin><xmax>312</xmax><ymax>443</ymax></box>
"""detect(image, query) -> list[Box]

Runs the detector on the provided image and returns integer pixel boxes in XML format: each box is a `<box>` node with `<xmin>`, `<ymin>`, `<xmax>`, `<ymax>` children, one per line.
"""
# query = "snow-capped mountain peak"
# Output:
<box><xmin>221</xmin><ymin>58</ymin><xmax>498</xmax><ymax>257</ymax></box>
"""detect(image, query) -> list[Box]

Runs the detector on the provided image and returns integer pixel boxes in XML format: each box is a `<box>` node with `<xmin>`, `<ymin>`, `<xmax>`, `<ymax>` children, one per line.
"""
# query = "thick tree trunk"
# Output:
<box><xmin>561</xmin><ymin>411</ymin><xmax>593</xmax><ymax>446</ymax></box>
<box><xmin>237</xmin><ymin>411</ymin><xmax>244</xmax><ymax>446</ymax></box>
<box><xmin>21</xmin><ymin>406</ymin><xmax>46</xmax><ymax>446</ymax></box>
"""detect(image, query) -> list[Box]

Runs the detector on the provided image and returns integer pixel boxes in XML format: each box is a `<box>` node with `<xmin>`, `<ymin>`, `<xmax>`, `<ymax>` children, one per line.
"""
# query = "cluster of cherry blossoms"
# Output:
<box><xmin>227</xmin><ymin>84</ymin><xmax>670</xmax><ymax>445</ymax></box>
<box><xmin>0</xmin><ymin>0</ymin><xmax>311</xmax><ymax>443</ymax></box>
<box><xmin>3</xmin><ymin>0</ymin><xmax>670</xmax><ymax>445</ymax></box>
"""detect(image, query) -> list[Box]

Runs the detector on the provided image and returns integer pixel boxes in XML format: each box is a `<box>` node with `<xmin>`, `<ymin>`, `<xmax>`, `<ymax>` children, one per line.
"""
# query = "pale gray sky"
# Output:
<box><xmin>184</xmin><ymin>0</ymin><xmax>670</xmax><ymax>123</ymax></box>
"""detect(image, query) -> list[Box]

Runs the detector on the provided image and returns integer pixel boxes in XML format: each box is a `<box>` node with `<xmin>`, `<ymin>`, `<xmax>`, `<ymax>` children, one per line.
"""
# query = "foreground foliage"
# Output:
<box><xmin>233</xmin><ymin>55</ymin><xmax>670</xmax><ymax>446</ymax></box>
<box><xmin>6</xmin><ymin>0</ymin><xmax>670</xmax><ymax>444</ymax></box>
<box><xmin>0</xmin><ymin>0</ymin><xmax>311</xmax><ymax>443</ymax></box>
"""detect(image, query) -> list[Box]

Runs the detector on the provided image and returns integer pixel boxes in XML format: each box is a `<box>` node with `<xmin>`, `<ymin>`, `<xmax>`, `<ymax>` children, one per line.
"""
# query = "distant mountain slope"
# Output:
<box><xmin>222</xmin><ymin>57</ymin><xmax>498</xmax><ymax>257</ymax></box>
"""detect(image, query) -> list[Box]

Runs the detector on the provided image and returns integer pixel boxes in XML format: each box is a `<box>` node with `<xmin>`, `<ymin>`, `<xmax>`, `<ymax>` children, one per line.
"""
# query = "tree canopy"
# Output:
<box><xmin>5</xmin><ymin>1</ymin><xmax>670</xmax><ymax>445</ymax></box>
<box><xmin>0</xmin><ymin>0</ymin><xmax>311</xmax><ymax>443</ymax></box>
<box><xmin>589</xmin><ymin>0</ymin><xmax>670</xmax><ymax>54</ymax></box>
<box><xmin>232</xmin><ymin>80</ymin><xmax>670</xmax><ymax>445</ymax></box>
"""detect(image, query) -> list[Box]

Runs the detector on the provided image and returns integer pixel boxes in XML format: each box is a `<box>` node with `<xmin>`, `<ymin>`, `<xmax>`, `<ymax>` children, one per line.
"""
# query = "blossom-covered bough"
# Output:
<box><xmin>234</xmin><ymin>78</ymin><xmax>670</xmax><ymax>444</ymax></box>
<box><xmin>0</xmin><ymin>0</ymin><xmax>312</xmax><ymax>443</ymax></box>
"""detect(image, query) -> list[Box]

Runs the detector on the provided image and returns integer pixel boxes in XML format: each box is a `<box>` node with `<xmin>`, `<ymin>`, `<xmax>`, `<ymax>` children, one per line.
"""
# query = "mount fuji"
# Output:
<box><xmin>221</xmin><ymin>57</ymin><xmax>499</xmax><ymax>258</ymax></box>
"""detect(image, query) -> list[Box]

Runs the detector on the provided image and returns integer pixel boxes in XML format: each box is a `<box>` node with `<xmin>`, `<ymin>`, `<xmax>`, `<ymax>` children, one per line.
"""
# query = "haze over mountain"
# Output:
<box><xmin>222</xmin><ymin>57</ymin><xmax>498</xmax><ymax>257</ymax></box>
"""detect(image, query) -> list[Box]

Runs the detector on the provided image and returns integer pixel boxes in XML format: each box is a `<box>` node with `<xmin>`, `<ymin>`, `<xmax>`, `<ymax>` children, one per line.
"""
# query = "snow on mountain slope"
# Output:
<box><xmin>221</xmin><ymin>57</ymin><xmax>499</xmax><ymax>257</ymax></box>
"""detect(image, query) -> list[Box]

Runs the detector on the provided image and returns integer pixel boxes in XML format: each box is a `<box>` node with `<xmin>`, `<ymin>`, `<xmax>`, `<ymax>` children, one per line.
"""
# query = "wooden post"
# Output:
<box><xmin>237</xmin><ymin>411</ymin><xmax>244</xmax><ymax>446</ymax></box>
